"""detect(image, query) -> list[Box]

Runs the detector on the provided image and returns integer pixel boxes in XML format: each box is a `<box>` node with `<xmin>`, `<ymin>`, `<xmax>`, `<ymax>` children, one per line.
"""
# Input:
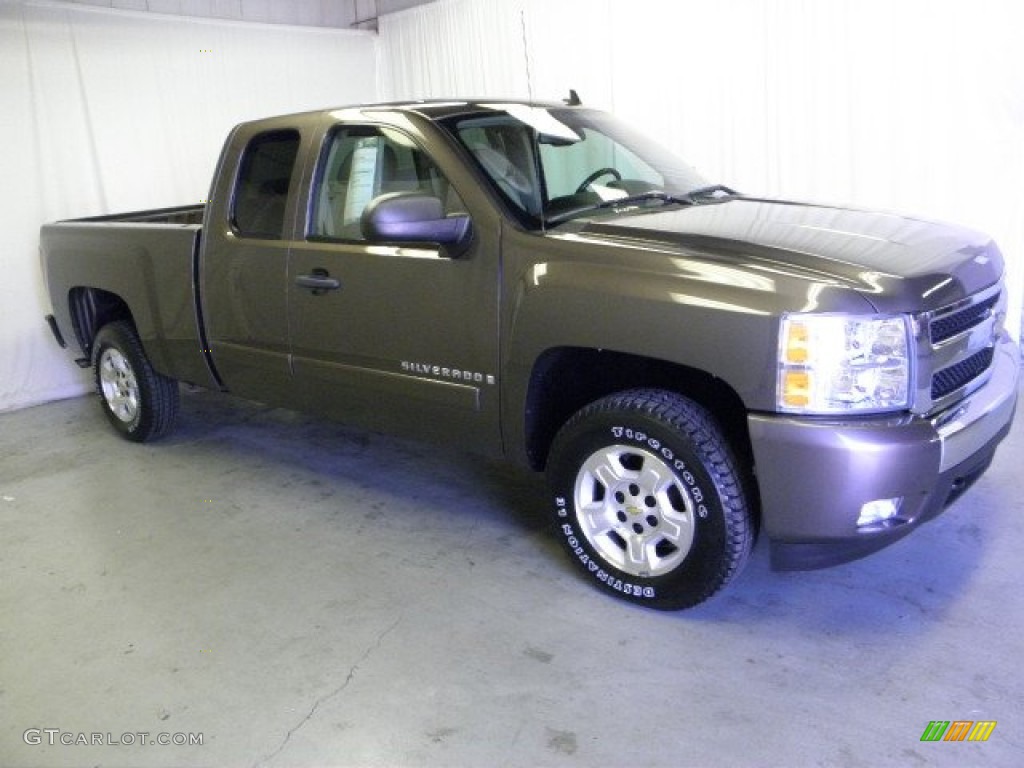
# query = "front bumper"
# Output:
<box><xmin>748</xmin><ymin>336</ymin><xmax>1019</xmax><ymax>570</ymax></box>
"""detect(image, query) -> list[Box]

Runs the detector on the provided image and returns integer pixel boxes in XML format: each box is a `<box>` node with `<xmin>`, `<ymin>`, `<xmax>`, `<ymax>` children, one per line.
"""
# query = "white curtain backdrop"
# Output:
<box><xmin>0</xmin><ymin>0</ymin><xmax>376</xmax><ymax>411</ymax></box>
<box><xmin>3</xmin><ymin>0</ymin><xmax>1021</xmax><ymax>413</ymax></box>
<box><xmin>379</xmin><ymin>0</ymin><xmax>1024</xmax><ymax>341</ymax></box>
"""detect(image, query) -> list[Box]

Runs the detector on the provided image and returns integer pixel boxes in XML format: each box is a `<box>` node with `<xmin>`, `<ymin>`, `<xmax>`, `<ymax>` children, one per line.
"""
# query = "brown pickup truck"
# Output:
<box><xmin>41</xmin><ymin>99</ymin><xmax>1019</xmax><ymax>609</ymax></box>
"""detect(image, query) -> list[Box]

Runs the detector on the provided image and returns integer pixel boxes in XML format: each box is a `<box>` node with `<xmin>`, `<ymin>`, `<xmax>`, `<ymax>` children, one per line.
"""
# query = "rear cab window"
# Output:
<box><xmin>232</xmin><ymin>129</ymin><xmax>301</xmax><ymax>239</ymax></box>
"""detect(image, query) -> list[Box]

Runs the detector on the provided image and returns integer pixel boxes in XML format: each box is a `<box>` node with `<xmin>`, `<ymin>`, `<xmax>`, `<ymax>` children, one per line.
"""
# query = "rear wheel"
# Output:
<box><xmin>92</xmin><ymin>321</ymin><xmax>179</xmax><ymax>442</ymax></box>
<box><xmin>546</xmin><ymin>389</ymin><xmax>755</xmax><ymax>610</ymax></box>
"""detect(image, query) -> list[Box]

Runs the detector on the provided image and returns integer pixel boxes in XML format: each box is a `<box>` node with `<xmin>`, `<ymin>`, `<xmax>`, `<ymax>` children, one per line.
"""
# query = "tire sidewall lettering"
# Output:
<box><xmin>610</xmin><ymin>423</ymin><xmax>709</xmax><ymax>517</ymax></box>
<box><xmin>556</xmin><ymin>510</ymin><xmax>657</xmax><ymax>599</ymax></box>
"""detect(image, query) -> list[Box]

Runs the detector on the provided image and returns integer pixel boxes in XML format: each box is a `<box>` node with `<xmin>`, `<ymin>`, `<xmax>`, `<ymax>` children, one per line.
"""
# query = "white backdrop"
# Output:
<box><xmin>3</xmin><ymin>0</ymin><xmax>1022</xmax><ymax>412</ymax></box>
<box><xmin>0</xmin><ymin>0</ymin><xmax>376</xmax><ymax>411</ymax></box>
<box><xmin>379</xmin><ymin>0</ymin><xmax>1024</xmax><ymax>342</ymax></box>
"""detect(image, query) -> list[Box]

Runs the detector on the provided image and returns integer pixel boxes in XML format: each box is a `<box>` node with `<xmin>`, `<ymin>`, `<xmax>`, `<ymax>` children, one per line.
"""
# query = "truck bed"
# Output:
<box><xmin>40</xmin><ymin>204</ymin><xmax>215</xmax><ymax>389</ymax></box>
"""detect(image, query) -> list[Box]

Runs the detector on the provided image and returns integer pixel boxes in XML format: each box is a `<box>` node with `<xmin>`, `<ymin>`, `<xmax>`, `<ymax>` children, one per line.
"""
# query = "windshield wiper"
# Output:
<box><xmin>687</xmin><ymin>184</ymin><xmax>737</xmax><ymax>202</ymax></box>
<box><xmin>593</xmin><ymin>191</ymin><xmax>693</xmax><ymax>211</ymax></box>
<box><xmin>545</xmin><ymin>191</ymin><xmax>691</xmax><ymax>226</ymax></box>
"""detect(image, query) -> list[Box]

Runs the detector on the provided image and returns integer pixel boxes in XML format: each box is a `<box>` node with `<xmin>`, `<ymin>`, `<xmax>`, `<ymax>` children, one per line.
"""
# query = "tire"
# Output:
<box><xmin>546</xmin><ymin>389</ymin><xmax>755</xmax><ymax>610</ymax></box>
<box><xmin>92</xmin><ymin>321</ymin><xmax>179</xmax><ymax>442</ymax></box>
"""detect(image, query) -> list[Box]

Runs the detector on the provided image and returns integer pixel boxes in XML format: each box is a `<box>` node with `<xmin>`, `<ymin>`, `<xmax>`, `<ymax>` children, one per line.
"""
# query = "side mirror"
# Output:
<box><xmin>361</xmin><ymin>192</ymin><xmax>472</xmax><ymax>250</ymax></box>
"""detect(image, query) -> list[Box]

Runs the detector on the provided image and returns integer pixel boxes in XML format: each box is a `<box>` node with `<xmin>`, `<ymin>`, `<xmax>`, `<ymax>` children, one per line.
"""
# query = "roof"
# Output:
<box><xmin>231</xmin><ymin>97</ymin><xmax>586</xmax><ymax>135</ymax></box>
<box><xmin>360</xmin><ymin>97</ymin><xmax>579</xmax><ymax>120</ymax></box>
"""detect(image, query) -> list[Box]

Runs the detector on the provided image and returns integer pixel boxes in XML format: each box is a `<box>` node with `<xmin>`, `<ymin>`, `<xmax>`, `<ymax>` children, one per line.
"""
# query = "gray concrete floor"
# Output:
<box><xmin>1</xmin><ymin>387</ymin><xmax>1021</xmax><ymax>768</ymax></box>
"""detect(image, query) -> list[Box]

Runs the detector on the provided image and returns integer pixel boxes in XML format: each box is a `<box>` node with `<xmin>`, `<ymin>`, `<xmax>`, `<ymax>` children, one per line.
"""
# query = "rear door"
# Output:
<box><xmin>201</xmin><ymin>125</ymin><xmax>304</xmax><ymax>401</ymax></box>
<box><xmin>285</xmin><ymin>118</ymin><xmax>502</xmax><ymax>452</ymax></box>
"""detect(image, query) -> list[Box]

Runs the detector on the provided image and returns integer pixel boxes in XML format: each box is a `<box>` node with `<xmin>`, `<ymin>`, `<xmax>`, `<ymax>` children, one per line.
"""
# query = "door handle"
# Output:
<box><xmin>295</xmin><ymin>268</ymin><xmax>341</xmax><ymax>294</ymax></box>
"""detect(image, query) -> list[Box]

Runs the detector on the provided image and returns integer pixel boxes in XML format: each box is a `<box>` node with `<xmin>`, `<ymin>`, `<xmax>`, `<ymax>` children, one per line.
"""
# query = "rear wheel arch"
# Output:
<box><xmin>68</xmin><ymin>287</ymin><xmax>133</xmax><ymax>359</ymax></box>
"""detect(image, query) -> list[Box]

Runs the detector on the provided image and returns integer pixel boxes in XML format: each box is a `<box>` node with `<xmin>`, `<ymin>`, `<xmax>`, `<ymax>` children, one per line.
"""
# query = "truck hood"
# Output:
<box><xmin>575</xmin><ymin>197</ymin><xmax>1003</xmax><ymax>313</ymax></box>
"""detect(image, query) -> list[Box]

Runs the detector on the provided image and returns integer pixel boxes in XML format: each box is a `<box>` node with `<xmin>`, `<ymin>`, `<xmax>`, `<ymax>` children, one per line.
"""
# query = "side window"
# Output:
<box><xmin>309</xmin><ymin>125</ymin><xmax>465</xmax><ymax>241</ymax></box>
<box><xmin>456</xmin><ymin>119</ymin><xmax>542</xmax><ymax>217</ymax></box>
<box><xmin>232</xmin><ymin>129</ymin><xmax>301</xmax><ymax>239</ymax></box>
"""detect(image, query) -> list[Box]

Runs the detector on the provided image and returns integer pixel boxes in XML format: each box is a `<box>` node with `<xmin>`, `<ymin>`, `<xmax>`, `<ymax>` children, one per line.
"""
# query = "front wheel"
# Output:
<box><xmin>546</xmin><ymin>389</ymin><xmax>755</xmax><ymax>610</ymax></box>
<box><xmin>92</xmin><ymin>321</ymin><xmax>179</xmax><ymax>442</ymax></box>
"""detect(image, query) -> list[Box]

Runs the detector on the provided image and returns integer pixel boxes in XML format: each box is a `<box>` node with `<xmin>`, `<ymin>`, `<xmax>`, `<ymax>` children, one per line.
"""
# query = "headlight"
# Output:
<box><xmin>777</xmin><ymin>314</ymin><xmax>912</xmax><ymax>414</ymax></box>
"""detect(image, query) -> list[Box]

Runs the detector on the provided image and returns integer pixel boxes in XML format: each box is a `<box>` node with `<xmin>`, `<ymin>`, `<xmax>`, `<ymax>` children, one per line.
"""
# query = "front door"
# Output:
<box><xmin>286</xmin><ymin>123</ymin><xmax>501</xmax><ymax>452</ymax></box>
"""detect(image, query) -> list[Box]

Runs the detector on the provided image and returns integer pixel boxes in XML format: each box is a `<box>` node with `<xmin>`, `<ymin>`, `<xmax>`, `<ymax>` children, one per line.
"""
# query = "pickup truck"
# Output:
<box><xmin>41</xmin><ymin>98</ymin><xmax>1019</xmax><ymax>609</ymax></box>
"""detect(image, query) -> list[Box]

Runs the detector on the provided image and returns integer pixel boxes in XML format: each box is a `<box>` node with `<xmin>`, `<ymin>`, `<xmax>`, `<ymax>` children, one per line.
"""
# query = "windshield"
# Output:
<box><xmin>443</xmin><ymin>106</ymin><xmax>715</xmax><ymax>229</ymax></box>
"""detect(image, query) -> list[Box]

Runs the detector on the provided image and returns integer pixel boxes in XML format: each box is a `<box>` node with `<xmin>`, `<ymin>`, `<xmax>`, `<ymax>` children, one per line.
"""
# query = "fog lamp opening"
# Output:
<box><xmin>857</xmin><ymin>497</ymin><xmax>904</xmax><ymax>528</ymax></box>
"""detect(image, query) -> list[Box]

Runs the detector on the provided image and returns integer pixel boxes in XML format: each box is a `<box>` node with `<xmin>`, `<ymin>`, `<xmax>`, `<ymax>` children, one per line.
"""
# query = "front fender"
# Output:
<box><xmin>499</xmin><ymin>234</ymin><xmax>875</xmax><ymax>462</ymax></box>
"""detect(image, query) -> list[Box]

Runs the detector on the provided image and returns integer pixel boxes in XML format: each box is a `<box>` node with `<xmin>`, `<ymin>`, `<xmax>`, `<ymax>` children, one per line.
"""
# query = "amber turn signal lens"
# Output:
<box><xmin>784</xmin><ymin>322</ymin><xmax>809</xmax><ymax>364</ymax></box>
<box><xmin>782</xmin><ymin>370</ymin><xmax>811</xmax><ymax>407</ymax></box>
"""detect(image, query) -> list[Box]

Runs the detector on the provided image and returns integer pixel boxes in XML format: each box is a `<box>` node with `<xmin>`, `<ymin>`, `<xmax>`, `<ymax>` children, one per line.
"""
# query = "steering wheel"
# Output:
<box><xmin>575</xmin><ymin>167</ymin><xmax>623</xmax><ymax>194</ymax></box>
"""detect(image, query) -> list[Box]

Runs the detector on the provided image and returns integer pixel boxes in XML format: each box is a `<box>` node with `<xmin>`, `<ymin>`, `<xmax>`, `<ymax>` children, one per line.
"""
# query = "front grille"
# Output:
<box><xmin>932</xmin><ymin>347</ymin><xmax>995</xmax><ymax>400</ymax></box>
<box><xmin>930</xmin><ymin>294</ymin><xmax>998</xmax><ymax>344</ymax></box>
<box><xmin>916</xmin><ymin>281</ymin><xmax>1004</xmax><ymax>414</ymax></box>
